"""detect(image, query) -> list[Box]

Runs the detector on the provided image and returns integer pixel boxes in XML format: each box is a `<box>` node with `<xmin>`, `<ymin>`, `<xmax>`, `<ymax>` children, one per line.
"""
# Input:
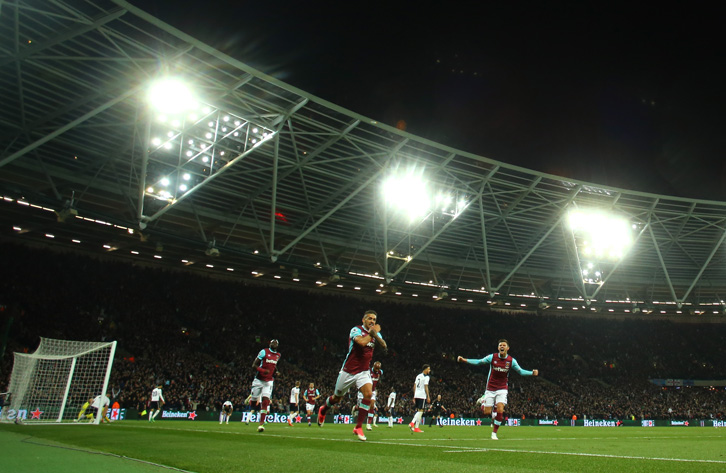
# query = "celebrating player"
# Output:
<box><xmin>249</xmin><ymin>339</ymin><xmax>281</xmax><ymax>432</ymax></box>
<box><xmin>317</xmin><ymin>309</ymin><xmax>387</xmax><ymax>441</ymax></box>
<box><xmin>304</xmin><ymin>382</ymin><xmax>320</xmax><ymax>426</ymax></box>
<box><xmin>457</xmin><ymin>338</ymin><xmax>538</xmax><ymax>440</ymax></box>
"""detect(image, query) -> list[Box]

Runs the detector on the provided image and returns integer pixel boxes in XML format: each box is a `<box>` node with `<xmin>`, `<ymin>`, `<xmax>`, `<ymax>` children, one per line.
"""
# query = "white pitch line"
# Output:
<box><xmin>444</xmin><ymin>447</ymin><xmax>726</xmax><ymax>464</ymax></box>
<box><xmin>113</xmin><ymin>424</ymin><xmax>726</xmax><ymax>463</ymax></box>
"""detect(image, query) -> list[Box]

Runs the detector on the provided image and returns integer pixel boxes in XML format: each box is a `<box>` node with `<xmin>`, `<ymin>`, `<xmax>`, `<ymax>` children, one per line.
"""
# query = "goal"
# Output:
<box><xmin>0</xmin><ymin>338</ymin><xmax>117</xmax><ymax>424</ymax></box>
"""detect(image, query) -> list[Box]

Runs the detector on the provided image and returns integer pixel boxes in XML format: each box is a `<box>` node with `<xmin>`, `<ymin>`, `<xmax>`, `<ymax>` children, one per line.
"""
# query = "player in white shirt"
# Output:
<box><xmin>288</xmin><ymin>381</ymin><xmax>301</xmax><ymax>426</ymax></box>
<box><xmin>386</xmin><ymin>389</ymin><xmax>397</xmax><ymax>427</ymax></box>
<box><xmin>220</xmin><ymin>400</ymin><xmax>233</xmax><ymax>424</ymax></box>
<box><xmin>149</xmin><ymin>384</ymin><xmax>165</xmax><ymax>422</ymax></box>
<box><xmin>91</xmin><ymin>393</ymin><xmax>111</xmax><ymax>423</ymax></box>
<box><xmin>410</xmin><ymin>364</ymin><xmax>431</xmax><ymax>433</ymax></box>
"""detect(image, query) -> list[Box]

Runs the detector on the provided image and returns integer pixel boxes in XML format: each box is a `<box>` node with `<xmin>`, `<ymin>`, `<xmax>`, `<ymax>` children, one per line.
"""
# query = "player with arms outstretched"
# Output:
<box><xmin>457</xmin><ymin>338</ymin><xmax>538</xmax><ymax>440</ymax></box>
<box><xmin>249</xmin><ymin>339</ymin><xmax>281</xmax><ymax>432</ymax></box>
<box><xmin>317</xmin><ymin>309</ymin><xmax>387</xmax><ymax>441</ymax></box>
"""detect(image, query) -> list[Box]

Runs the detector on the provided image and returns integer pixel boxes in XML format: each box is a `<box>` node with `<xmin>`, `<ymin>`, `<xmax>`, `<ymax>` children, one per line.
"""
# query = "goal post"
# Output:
<box><xmin>0</xmin><ymin>338</ymin><xmax>117</xmax><ymax>424</ymax></box>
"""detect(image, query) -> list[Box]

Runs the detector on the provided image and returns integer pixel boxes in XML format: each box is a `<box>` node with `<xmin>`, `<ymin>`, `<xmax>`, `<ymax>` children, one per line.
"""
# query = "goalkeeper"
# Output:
<box><xmin>74</xmin><ymin>397</ymin><xmax>94</xmax><ymax>422</ymax></box>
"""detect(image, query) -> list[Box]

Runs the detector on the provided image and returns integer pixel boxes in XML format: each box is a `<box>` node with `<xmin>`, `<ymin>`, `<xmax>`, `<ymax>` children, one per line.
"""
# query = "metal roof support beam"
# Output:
<box><xmin>388</xmin><ymin>169</ymin><xmax>497</xmax><ymax>280</ymax></box>
<box><xmin>141</xmin><ymin>99</ymin><xmax>306</xmax><ymax>225</ymax></box>
<box><xmin>0</xmin><ymin>85</ymin><xmax>140</xmax><ymax>169</ymax></box>
<box><xmin>479</xmin><ymin>194</ymin><xmax>492</xmax><ymax>291</ymax></box>
<box><xmin>141</xmin><ymin>135</ymin><xmax>273</xmax><ymax>223</ymax></box>
<box><xmin>0</xmin><ymin>8</ymin><xmax>128</xmax><ymax>69</ymax></box>
<box><xmin>487</xmin><ymin>176</ymin><xmax>542</xmax><ymax>231</ymax></box>
<box><xmin>679</xmin><ymin>227</ymin><xmax>726</xmax><ymax>304</ymax></box>
<box><xmin>137</xmin><ymin>115</ymin><xmax>152</xmax><ymax>223</ymax></box>
<box><xmin>589</xmin><ymin>223</ymin><xmax>650</xmax><ymax>301</ymax></box>
<box><xmin>649</xmin><ymin>224</ymin><xmax>679</xmax><ymax>305</ymax></box>
<box><xmin>565</xmin><ymin>223</ymin><xmax>589</xmax><ymax>302</ymax></box>
<box><xmin>273</xmin><ymin>164</ymin><xmax>390</xmax><ymax>260</ymax></box>
<box><xmin>268</xmin><ymin>133</ymin><xmax>280</xmax><ymax>259</ymax></box>
<box><xmin>383</xmin><ymin>203</ymin><xmax>390</xmax><ymax>280</ymax></box>
<box><xmin>493</xmin><ymin>186</ymin><xmax>582</xmax><ymax>292</ymax></box>
<box><xmin>477</xmin><ymin>167</ymin><xmax>500</xmax><ymax>289</ymax></box>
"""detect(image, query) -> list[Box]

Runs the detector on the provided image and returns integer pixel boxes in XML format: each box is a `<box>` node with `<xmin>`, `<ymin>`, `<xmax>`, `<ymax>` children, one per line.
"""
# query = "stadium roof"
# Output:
<box><xmin>2</xmin><ymin>0</ymin><xmax>726</xmax><ymax>316</ymax></box>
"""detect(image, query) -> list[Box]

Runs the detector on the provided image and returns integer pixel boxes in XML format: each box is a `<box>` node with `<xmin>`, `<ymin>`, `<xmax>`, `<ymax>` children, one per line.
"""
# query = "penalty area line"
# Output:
<box><xmin>444</xmin><ymin>447</ymin><xmax>726</xmax><ymax>464</ymax></box>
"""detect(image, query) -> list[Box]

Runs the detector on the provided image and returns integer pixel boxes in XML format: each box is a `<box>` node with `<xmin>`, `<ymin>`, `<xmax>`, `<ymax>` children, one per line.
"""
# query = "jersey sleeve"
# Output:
<box><xmin>467</xmin><ymin>354</ymin><xmax>493</xmax><ymax>365</ymax></box>
<box><xmin>256</xmin><ymin>349</ymin><xmax>266</xmax><ymax>360</ymax></box>
<box><xmin>510</xmin><ymin>357</ymin><xmax>534</xmax><ymax>376</ymax></box>
<box><xmin>349</xmin><ymin>326</ymin><xmax>364</xmax><ymax>340</ymax></box>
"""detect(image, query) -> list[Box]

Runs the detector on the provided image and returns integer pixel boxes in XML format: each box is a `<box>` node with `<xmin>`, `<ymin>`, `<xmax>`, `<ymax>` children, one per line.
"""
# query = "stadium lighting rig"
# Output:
<box><xmin>567</xmin><ymin>208</ymin><xmax>634</xmax><ymax>289</ymax></box>
<box><xmin>139</xmin><ymin>76</ymin><xmax>275</xmax><ymax>225</ymax></box>
<box><xmin>567</xmin><ymin>209</ymin><xmax>633</xmax><ymax>261</ymax></box>
<box><xmin>380</xmin><ymin>165</ymin><xmax>471</xmax><ymax>283</ymax></box>
<box><xmin>381</xmin><ymin>167</ymin><xmax>469</xmax><ymax>223</ymax></box>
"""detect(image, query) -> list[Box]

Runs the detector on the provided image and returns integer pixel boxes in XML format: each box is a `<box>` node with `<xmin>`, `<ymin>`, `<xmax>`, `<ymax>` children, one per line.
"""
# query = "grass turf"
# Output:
<box><xmin>1</xmin><ymin>420</ymin><xmax>725</xmax><ymax>473</ymax></box>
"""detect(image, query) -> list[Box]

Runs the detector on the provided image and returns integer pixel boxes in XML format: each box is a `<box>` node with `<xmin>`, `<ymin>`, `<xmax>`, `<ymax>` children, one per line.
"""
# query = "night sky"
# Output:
<box><xmin>139</xmin><ymin>1</ymin><xmax>726</xmax><ymax>200</ymax></box>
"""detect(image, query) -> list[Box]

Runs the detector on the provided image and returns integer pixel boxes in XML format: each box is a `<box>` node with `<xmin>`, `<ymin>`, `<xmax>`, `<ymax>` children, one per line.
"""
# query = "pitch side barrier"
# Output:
<box><xmin>120</xmin><ymin>409</ymin><xmax>726</xmax><ymax>427</ymax></box>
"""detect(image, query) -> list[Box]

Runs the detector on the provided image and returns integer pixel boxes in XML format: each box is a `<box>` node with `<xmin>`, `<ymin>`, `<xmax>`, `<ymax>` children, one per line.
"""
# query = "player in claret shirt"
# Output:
<box><xmin>457</xmin><ymin>339</ymin><xmax>538</xmax><ymax>440</ymax></box>
<box><xmin>355</xmin><ymin>361</ymin><xmax>383</xmax><ymax>430</ymax></box>
<box><xmin>304</xmin><ymin>382</ymin><xmax>320</xmax><ymax>426</ymax></box>
<box><xmin>249</xmin><ymin>339</ymin><xmax>282</xmax><ymax>432</ymax></box>
<box><xmin>317</xmin><ymin>310</ymin><xmax>387</xmax><ymax>441</ymax></box>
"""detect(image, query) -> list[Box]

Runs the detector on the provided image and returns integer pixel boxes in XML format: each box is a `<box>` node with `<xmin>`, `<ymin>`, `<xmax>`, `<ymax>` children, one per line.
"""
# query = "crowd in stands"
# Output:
<box><xmin>1</xmin><ymin>242</ymin><xmax>725</xmax><ymax>421</ymax></box>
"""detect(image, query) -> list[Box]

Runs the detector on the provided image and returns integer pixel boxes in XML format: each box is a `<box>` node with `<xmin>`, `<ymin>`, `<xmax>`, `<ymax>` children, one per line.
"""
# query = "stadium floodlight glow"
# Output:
<box><xmin>567</xmin><ymin>209</ymin><xmax>633</xmax><ymax>260</ymax></box>
<box><xmin>382</xmin><ymin>168</ymin><xmax>431</xmax><ymax>222</ymax></box>
<box><xmin>147</xmin><ymin>77</ymin><xmax>198</xmax><ymax>115</ymax></box>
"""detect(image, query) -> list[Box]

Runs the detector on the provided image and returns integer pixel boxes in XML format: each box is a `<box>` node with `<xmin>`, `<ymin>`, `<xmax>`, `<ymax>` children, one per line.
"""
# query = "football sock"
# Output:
<box><xmin>413</xmin><ymin>411</ymin><xmax>422</xmax><ymax>428</ymax></box>
<box><xmin>259</xmin><ymin>399</ymin><xmax>270</xmax><ymax>425</ymax></box>
<box><xmin>493</xmin><ymin>412</ymin><xmax>503</xmax><ymax>433</ymax></box>
<box><xmin>356</xmin><ymin>400</ymin><xmax>371</xmax><ymax>428</ymax></box>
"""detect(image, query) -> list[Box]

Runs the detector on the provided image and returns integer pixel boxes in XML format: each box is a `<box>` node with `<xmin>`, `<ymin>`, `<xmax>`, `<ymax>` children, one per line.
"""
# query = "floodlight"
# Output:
<box><xmin>568</xmin><ymin>209</ymin><xmax>633</xmax><ymax>260</ymax></box>
<box><xmin>382</xmin><ymin>168</ymin><xmax>431</xmax><ymax>221</ymax></box>
<box><xmin>147</xmin><ymin>78</ymin><xmax>198</xmax><ymax>115</ymax></box>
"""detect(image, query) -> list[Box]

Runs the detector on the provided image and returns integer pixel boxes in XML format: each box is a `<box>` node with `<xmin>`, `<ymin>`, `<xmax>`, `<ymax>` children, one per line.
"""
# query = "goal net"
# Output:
<box><xmin>0</xmin><ymin>338</ymin><xmax>117</xmax><ymax>424</ymax></box>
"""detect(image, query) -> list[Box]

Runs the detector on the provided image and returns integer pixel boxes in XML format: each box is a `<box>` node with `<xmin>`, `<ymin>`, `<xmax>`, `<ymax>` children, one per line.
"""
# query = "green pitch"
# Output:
<box><xmin>1</xmin><ymin>421</ymin><xmax>725</xmax><ymax>473</ymax></box>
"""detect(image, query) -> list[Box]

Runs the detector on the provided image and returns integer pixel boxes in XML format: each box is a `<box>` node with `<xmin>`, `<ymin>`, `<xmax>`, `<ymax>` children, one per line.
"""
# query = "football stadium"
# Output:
<box><xmin>1</xmin><ymin>2</ymin><xmax>725</xmax><ymax>472</ymax></box>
